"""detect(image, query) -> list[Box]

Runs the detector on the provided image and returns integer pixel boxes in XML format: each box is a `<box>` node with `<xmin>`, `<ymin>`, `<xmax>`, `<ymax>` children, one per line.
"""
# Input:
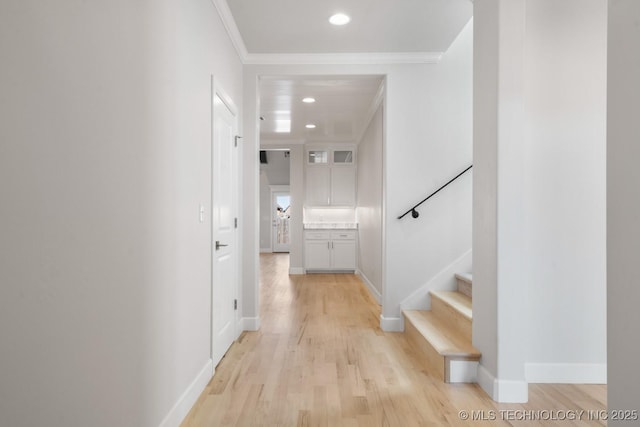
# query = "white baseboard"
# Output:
<box><xmin>449</xmin><ymin>360</ymin><xmax>478</xmax><ymax>383</ymax></box>
<box><xmin>400</xmin><ymin>249</ymin><xmax>472</xmax><ymax>310</ymax></box>
<box><xmin>380</xmin><ymin>314</ymin><xmax>404</xmax><ymax>332</ymax></box>
<box><xmin>260</xmin><ymin>248</ymin><xmax>272</xmax><ymax>253</ymax></box>
<box><xmin>525</xmin><ymin>363</ymin><xmax>607</xmax><ymax>384</ymax></box>
<box><xmin>477</xmin><ymin>364</ymin><xmax>495</xmax><ymax>399</ymax></box>
<box><xmin>241</xmin><ymin>316</ymin><xmax>260</xmax><ymax>331</ymax></box>
<box><xmin>289</xmin><ymin>267</ymin><xmax>304</xmax><ymax>275</ymax></box>
<box><xmin>477</xmin><ymin>364</ymin><xmax>528</xmax><ymax>403</ymax></box>
<box><xmin>356</xmin><ymin>269</ymin><xmax>381</xmax><ymax>304</ymax></box>
<box><xmin>158</xmin><ymin>359</ymin><xmax>213</xmax><ymax>427</ymax></box>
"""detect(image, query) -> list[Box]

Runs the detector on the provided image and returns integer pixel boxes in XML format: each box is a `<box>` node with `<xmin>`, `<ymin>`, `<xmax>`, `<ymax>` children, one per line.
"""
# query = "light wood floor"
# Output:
<box><xmin>181</xmin><ymin>253</ymin><xmax>606</xmax><ymax>427</ymax></box>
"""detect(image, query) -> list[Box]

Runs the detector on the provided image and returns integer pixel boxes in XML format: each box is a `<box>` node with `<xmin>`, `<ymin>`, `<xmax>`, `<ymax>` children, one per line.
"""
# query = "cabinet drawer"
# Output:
<box><xmin>305</xmin><ymin>230</ymin><xmax>331</xmax><ymax>240</ymax></box>
<box><xmin>330</xmin><ymin>230</ymin><xmax>356</xmax><ymax>240</ymax></box>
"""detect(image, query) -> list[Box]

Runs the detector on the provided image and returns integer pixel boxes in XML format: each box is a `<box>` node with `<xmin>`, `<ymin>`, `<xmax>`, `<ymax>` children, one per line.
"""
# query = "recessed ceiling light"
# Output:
<box><xmin>329</xmin><ymin>13</ymin><xmax>350</xmax><ymax>26</ymax></box>
<box><xmin>275</xmin><ymin>119</ymin><xmax>291</xmax><ymax>133</ymax></box>
<box><xmin>302</xmin><ymin>97</ymin><xmax>316</xmax><ymax>103</ymax></box>
<box><xmin>305</xmin><ymin>124</ymin><xmax>316</xmax><ymax>129</ymax></box>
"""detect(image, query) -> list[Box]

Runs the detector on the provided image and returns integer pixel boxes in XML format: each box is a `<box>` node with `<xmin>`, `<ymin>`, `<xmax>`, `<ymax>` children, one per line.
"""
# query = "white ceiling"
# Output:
<box><xmin>226</xmin><ymin>0</ymin><xmax>472</xmax><ymax>55</ymax></box>
<box><xmin>259</xmin><ymin>75</ymin><xmax>384</xmax><ymax>143</ymax></box>
<box><xmin>222</xmin><ymin>0</ymin><xmax>472</xmax><ymax>144</ymax></box>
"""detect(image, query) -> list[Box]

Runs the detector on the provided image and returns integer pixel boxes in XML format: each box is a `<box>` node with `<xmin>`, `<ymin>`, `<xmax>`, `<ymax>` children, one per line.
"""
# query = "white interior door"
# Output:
<box><xmin>271</xmin><ymin>189</ymin><xmax>291</xmax><ymax>253</ymax></box>
<box><xmin>211</xmin><ymin>89</ymin><xmax>238</xmax><ymax>367</ymax></box>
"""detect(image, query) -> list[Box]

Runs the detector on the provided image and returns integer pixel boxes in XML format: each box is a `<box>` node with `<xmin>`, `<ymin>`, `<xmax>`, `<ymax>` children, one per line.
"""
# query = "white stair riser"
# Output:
<box><xmin>457</xmin><ymin>277</ymin><xmax>472</xmax><ymax>298</ymax></box>
<box><xmin>447</xmin><ymin>360</ymin><xmax>479</xmax><ymax>383</ymax></box>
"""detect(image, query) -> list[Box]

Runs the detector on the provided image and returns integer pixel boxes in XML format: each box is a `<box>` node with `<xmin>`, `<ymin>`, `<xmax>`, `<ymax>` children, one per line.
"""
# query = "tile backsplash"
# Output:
<box><xmin>303</xmin><ymin>207</ymin><xmax>356</xmax><ymax>223</ymax></box>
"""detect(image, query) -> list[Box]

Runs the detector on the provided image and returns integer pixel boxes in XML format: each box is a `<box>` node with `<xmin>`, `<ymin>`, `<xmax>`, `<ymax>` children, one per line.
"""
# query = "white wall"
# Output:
<box><xmin>608</xmin><ymin>0</ymin><xmax>640</xmax><ymax>421</ymax></box>
<box><xmin>288</xmin><ymin>145</ymin><xmax>305</xmax><ymax>272</ymax></box>
<box><xmin>473</xmin><ymin>0</ymin><xmax>607</xmax><ymax>402</ymax></box>
<box><xmin>357</xmin><ymin>104</ymin><xmax>384</xmax><ymax>300</ymax></box>
<box><xmin>0</xmin><ymin>1</ymin><xmax>242</xmax><ymax>426</ymax></box>
<box><xmin>260</xmin><ymin>150</ymin><xmax>291</xmax><ymax>185</ymax></box>
<box><xmin>259</xmin><ymin>171</ymin><xmax>272</xmax><ymax>250</ymax></box>
<box><xmin>523</xmin><ymin>0</ymin><xmax>607</xmax><ymax>382</ymax></box>
<box><xmin>473</xmin><ymin>0</ymin><xmax>500</xmax><ymax>382</ymax></box>
<box><xmin>473</xmin><ymin>0</ymin><xmax>528</xmax><ymax>401</ymax></box>
<box><xmin>243</xmin><ymin>18</ymin><xmax>474</xmax><ymax>331</ymax></box>
<box><xmin>384</xmin><ymin>20</ymin><xmax>473</xmax><ymax>328</ymax></box>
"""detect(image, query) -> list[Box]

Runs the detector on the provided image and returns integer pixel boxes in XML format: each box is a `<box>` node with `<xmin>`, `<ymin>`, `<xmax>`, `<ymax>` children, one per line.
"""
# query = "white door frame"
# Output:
<box><xmin>211</xmin><ymin>77</ymin><xmax>241</xmax><ymax>365</ymax></box>
<box><xmin>270</xmin><ymin>185</ymin><xmax>290</xmax><ymax>252</ymax></box>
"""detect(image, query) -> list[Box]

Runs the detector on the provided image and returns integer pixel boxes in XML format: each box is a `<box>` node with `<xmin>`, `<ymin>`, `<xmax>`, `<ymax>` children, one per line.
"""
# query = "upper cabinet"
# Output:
<box><xmin>333</xmin><ymin>149</ymin><xmax>355</xmax><ymax>165</ymax></box>
<box><xmin>305</xmin><ymin>145</ymin><xmax>357</xmax><ymax>207</ymax></box>
<box><xmin>330</xmin><ymin>167</ymin><xmax>357</xmax><ymax>206</ymax></box>
<box><xmin>308</xmin><ymin>150</ymin><xmax>329</xmax><ymax>164</ymax></box>
<box><xmin>305</xmin><ymin>167</ymin><xmax>331</xmax><ymax>206</ymax></box>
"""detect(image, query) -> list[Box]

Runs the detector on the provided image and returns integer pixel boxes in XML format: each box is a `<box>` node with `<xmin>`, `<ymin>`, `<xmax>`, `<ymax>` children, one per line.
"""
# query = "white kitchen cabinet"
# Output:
<box><xmin>305</xmin><ymin>145</ymin><xmax>356</xmax><ymax>207</ymax></box>
<box><xmin>305</xmin><ymin>167</ymin><xmax>331</xmax><ymax>206</ymax></box>
<box><xmin>304</xmin><ymin>230</ymin><xmax>356</xmax><ymax>271</ymax></box>
<box><xmin>304</xmin><ymin>239</ymin><xmax>332</xmax><ymax>269</ymax></box>
<box><xmin>330</xmin><ymin>167</ymin><xmax>356</xmax><ymax>206</ymax></box>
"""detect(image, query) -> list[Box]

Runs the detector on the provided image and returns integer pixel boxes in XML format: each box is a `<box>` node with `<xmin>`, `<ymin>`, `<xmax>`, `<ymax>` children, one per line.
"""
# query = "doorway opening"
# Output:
<box><xmin>259</xmin><ymin>149</ymin><xmax>291</xmax><ymax>253</ymax></box>
<box><xmin>272</xmin><ymin>188</ymin><xmax>291</xmax><ymax>253</ymax></box>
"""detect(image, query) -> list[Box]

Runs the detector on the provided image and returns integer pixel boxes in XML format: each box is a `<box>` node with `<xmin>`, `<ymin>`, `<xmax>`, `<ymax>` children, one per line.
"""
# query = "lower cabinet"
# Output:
<box><xmin>304</xmin><ymin>230</ymin><xmax>356</xmax><ymax>271</ymax></box>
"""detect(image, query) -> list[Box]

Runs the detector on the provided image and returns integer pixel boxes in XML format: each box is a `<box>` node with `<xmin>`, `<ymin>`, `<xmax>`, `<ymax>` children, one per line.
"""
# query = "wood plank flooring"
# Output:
<box><xmin>181</xmin><ymin>253</ymin><xmax>607</xmax><ymax>427</ymax></box>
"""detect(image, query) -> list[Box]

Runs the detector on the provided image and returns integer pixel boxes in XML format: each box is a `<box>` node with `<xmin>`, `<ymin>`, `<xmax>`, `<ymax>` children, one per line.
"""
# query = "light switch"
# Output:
<box><xmin>199</xmin><ymin>205</ymin><xmax>205</xmax><ymax>223</ymax></box>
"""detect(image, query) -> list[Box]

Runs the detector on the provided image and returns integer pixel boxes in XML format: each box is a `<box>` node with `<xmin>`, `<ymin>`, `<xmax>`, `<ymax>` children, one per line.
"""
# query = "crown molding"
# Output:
<box><xmin>211</xmin><ymin>0</ymin><xmax>249</xmax><ymax>62</ymax></box>
<box><xmin>244</xmin><ymin>52</ymin><xmax>443</xmax><ymax>65</ymax></box>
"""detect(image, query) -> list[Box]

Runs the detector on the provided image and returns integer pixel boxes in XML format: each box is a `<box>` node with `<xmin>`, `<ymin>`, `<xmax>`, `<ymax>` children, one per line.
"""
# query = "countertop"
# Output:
<box><xmin>303</xmin><ymin>222</ymin><xmax>358</xmax><ymax>230</ymax></box>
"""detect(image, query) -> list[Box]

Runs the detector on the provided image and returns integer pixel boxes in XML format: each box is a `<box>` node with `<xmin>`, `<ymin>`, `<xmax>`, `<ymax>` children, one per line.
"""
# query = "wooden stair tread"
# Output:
<box><xmin>430</xmin><ymin>290</ymin><xmax>472</xmax><ymax>320</ymax></box>
<box><xmin>454</xmin><ymin>272</ymin><xmax>473</xmax><ymax>284</ymax></box>
<box><xmin>403</xmin><ymin>310</ymin><xmax>480</xmax><ymax>359</ymax></box>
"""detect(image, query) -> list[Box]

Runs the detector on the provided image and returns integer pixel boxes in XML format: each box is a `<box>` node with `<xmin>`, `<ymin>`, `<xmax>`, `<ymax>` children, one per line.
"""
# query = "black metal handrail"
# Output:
<box><xmin>397</xmin><ymin>165</ymin><xmax>473</xmax><ymax>219</ymax></box>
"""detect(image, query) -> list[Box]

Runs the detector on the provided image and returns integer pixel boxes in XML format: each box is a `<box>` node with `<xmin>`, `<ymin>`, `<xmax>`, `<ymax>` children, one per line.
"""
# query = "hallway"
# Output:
<box><xmin>181</xmin><ymin>254</ymin><xmax>606</xmax><ymax>427</ymax></box>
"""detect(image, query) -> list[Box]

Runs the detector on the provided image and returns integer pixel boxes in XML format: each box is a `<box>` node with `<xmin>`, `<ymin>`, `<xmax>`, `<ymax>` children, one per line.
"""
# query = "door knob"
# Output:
<box><xmin>215</xmin><ymin>241</ymin><xmax>229</xmax><ymax>251</ymax></box>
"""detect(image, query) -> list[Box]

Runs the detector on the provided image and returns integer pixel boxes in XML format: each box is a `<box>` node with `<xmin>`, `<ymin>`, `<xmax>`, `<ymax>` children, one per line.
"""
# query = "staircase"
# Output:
<box><xmin>403</xmin><ymin>273</ymin><xmax>480</xmax><ymax>383</ymax></box>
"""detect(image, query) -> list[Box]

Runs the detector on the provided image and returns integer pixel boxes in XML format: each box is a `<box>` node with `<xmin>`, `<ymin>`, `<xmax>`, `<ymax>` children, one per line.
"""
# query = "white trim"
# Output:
<box><xmin>449</xmin><ymin>360</ymin><xmax>479</xmax><ymax>383</ymax></box>
<box><xmin>261</xmin><ymin>139</ymin><xmax>306</xmax><ymax>147</ymax></box>
<box><xmin>380</xmin><ymin>314</ymin><xmax>404</xmax><ymax>332</ymax></box>
<box><xmin>495</xmin><ymin>379</ymin><xmax>529</xmax><ymax>403</ymax></box>
<box><xmin>357</xmin><ymin>269</ymin><xmax>381</xmax><ymax>304</ymax></box>
<box><xmin>477</xmin><ymin>364</ymin><xmax>528</xmax><ymax>403</ymax></box>
<box><xmin>158</xmin><ymin>359</ymin><xmax>213</xmax><ymax>427</ymax></box>
<box><xmin>525</xmin><ymin>363</ymin><xmax>607</xmax><ymax>384</ymax></box>
<box><xmin>241</xmin><ymin>316</ymin><xmax>260</xmax><ymax>331</ymax></box>
<box><xmin>400</xmin><ymin>249</ymin><xmax>472</xmax><ymax>310</ymax></box>
<box><xmin>212</xmin><ymin>77</ymin><xmax>239</xmax><ymax>117</ymax></box>
<box><xmin>477</xmin><ymin>364</ymin><xmax>496</xmax><ymax>400</ymax></box>
<box><xmin>244</xmin><ymin>52</ymin><xmax>443</xmax><ymax>65</ymax></box>
<box><xmin>289</xmin><ymin>267</ymin><xmax>304</xmax><ymax>275</ymax></box>
<box><xmin>211</xmin><ymin>0</ymin><xmax>248</xmax><ymax>62</ymax></box>
<box><xmin>260</xmin><ymin>248</ymin><xmax>272</xmax><ymax>253</ymax></box>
